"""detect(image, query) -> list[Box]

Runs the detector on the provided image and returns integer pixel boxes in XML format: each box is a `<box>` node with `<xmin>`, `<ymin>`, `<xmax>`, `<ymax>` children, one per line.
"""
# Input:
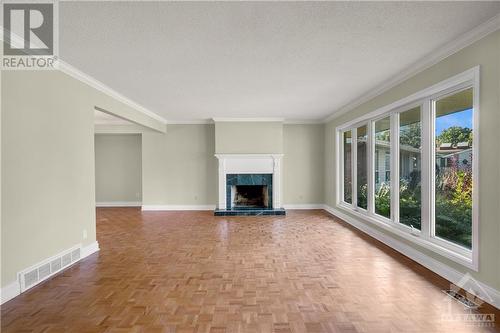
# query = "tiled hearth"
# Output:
<box><xmin>214</xmin><ymin>154</ymin><xmax>285</xmax><ymax>216</ymax></box>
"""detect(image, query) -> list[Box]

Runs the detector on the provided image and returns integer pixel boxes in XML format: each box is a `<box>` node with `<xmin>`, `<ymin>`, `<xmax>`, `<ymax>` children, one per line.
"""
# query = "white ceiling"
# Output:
<box><xmin>60</xmin><ymin>2</ymin><xmax>500</xmax><ymax>122</ymax></box>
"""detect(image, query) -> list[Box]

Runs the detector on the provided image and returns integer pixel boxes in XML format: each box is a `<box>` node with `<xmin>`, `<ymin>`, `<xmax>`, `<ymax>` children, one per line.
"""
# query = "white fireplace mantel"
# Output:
<box><xmin>214</xmin><ymin>154</ymin><xmax>283</xmax><ymax>210</ymax></box>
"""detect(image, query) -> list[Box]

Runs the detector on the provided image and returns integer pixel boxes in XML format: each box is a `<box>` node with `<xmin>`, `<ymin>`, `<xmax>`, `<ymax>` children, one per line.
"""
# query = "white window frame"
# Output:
<box><xmin>336</xmin><ymin>66</ymin><xmax>479</xmax><ymax>270</ymax></box>
<box><xmin>340</xmin><ymin>129</ymin><xmax>353</xmax><ymax>206</ymax></box>
<box><xmin>355</xmin><ymin>124</ymin><xmax>369</xmax><ymax>212</ymax></box>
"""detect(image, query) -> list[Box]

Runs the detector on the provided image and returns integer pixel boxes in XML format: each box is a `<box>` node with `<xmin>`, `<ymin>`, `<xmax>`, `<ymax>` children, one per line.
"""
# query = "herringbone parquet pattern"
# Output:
<box><xmin>1</xmin><ymin>208</ymin><xmax>498</xmax><ymax>332</ymax></box>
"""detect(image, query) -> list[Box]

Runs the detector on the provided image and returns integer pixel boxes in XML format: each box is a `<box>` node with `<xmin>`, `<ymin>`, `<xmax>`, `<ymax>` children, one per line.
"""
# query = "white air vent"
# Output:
<box><xmin>51</xmin><ymin>258</ymin><xmax>62</xmax><ymax>272</ymax></box>
<box><xmin>62</xmin><ymin>253</ymin><xmax>72</xmax><ymax>267</ymax></box>
<box><xmin>18</xmin><ymin>245</ymin><xmax>82</xmax><ymax>292</ymax></box>
<box><xmin>24</xmin><ymin>269</ymin><xmax>38</xmax><ymax>288</ymax></box>
<box><xmin>38</xmin><ymin>263</ymin><xmax>51</xmax><ymax>280</ymax></box>
<box><xmin>71</xmin><ymin>248</ymin><xmax>80</xmax><ymax>261</ymax></box>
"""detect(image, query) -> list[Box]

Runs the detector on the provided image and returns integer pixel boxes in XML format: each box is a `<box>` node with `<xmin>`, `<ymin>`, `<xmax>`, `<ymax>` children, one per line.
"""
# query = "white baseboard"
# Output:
<box><xmin>82</xmin><ymin>241</ymin><xmax>100</xmax><ymax>259</ymax></box>
<box><xmin>323</xmin><ymin>204</ymin><xmax>500</xmax><ymax>310</ymax></box>
<box><xmin>0</xmin><ymin>241</ymin><xmax>100</xmax><ymax>305</ymax></box>
<box><xmin>141</xmin><ymin>204</ymin><xmax>216</xmax><ymax>211</ymax></box>
<box><xmin>96</xmin><ymin>201</ymin><xmax>141</xmax><ymax>207</ymax></box>
<box><xmin>142</xmin><ymin>204</ymin><xmax>326</xmax><ymax>211</ymax></box>
<box><xmin>283</xmin><ymin>204</ymin><xmax>325</xmax><ymax>210</ymax></box>
<box><xmin>0</xmin><ymin>280</ymin><xmax>21</xmax><ymax>304</ymax></box>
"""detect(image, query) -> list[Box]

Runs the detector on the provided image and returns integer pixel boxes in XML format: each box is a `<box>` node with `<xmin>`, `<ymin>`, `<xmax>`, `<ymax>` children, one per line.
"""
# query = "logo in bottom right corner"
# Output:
<box><xmin>440</xmin><ymin>273</ymin><xmax>496</xmax><ymax>327</ymax></box>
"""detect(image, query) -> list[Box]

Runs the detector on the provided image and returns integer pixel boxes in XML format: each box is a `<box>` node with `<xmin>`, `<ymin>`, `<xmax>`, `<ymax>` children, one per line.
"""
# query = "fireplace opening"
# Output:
<box><xmin>231</xmin><ymin>185</ymin><xmax>269</xmax><ymax>208</ymax></box>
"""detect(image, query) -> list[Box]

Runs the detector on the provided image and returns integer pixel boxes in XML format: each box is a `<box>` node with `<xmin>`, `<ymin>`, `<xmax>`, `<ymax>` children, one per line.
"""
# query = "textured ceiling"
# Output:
<box><xmin>60</xmin><ymin>2</ymin><xmax>500</xmax><ymax>122</ymax></box>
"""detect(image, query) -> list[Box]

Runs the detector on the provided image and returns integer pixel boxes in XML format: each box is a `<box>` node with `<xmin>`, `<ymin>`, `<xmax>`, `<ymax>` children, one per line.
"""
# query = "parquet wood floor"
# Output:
<box><xmin>1</xmin><ymin>208</ymin><xmax>498</xmax><ymax>332</ymax></box>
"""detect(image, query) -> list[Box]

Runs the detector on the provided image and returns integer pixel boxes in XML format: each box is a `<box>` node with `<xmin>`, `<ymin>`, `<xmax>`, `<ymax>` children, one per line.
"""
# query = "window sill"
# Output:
<box><xmin>336</xmin><ymin>203</ymin><xmax>476</xmax><ymax>271</ymax></box>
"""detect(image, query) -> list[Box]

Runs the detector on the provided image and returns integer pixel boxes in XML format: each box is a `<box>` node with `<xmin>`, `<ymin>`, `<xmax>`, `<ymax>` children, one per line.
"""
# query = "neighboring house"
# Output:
<box><xmin>349</xmin><ymin>139</ymin><xmax>471</xmax><ymax>191</ymax></box>
<box><xmin>436</xmin><ymin>142</ymin><xmax>472</xmax><ymax>173</ymax></box>
<box><xmin>374</xmin><ymin>139</ymin><xmax>421</xmax><ymax>189</ymax></box>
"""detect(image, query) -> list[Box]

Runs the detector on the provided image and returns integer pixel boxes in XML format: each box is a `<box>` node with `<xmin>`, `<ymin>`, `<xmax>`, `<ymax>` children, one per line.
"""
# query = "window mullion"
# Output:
<box><xmin>421</xmin><ymin>100</ymin><xmax>432</xmax><ymax>239</ymax></box>
<box><xmin>390</xmin><ymin>113</ymin><xmax>400</xmax><ymax>224</ymax></box>
<box><xmin>352</xmin><ymin>127</ymin><xmax>358</xmax><ymax>209</ymax></box>
<box><xmin>367</xmin><ymin>121</ymin><xmax>374</xmax><ymax>214</ymax></box>
<box><xmin>339</xmin><ymin>131</ymin><xmax>344</xmax><ymax>205</ymax></box>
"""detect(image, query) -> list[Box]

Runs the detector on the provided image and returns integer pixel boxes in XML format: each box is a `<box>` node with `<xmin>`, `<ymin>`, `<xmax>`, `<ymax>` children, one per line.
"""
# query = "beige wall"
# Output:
<box><xmin>283</xmin><ymin>124</ymin><xmax>324</xmax><ymax>205</ymax></box>
<box><xmin>142</xmin><ymin>123</ymin><xmax>326</xmax><ymax>207</ymax></box>
<box><xmin>95</xmin><ymin>134</ymin><xmax>142</xmax><ymax>203</ymax></box>
<box><xmin>2</xmin><ymin>71</ymin><xmax>96</xmax><ymax>287</ymax></box>
<box><xmin>325</xmin><ymin>31</ymin><xmax>500</xmax><ymax>290</ymax></box>
<box><xmin>142</xmin><ymin>125</ymin><xmax>218</xmax><ymax>206</ymax></box>
<box><xmin>1</xmin><ymin>70</ymin><xmax>152</xmax><ymax>288</ymax></box>
<box><xmin>215</xmin><ymin>121</ymin><xmax>283</xmax><ymax>154</ymax></box>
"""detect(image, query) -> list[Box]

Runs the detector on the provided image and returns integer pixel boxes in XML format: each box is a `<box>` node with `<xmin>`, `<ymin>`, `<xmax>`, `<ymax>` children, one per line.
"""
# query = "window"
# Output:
<box><xmin>399</xmin><ymin>107</ymin><xmax>421</xmax><ymax>230</ymax></box>
<box><xmin>374</xmin><ymin>117</ymin><xmax>391</xmax><ymax>218</ymax></box>
<box><xmin>343</xmin><ymin>131</ymin><xmax>352</xmax><ymax>204</ymax></box>
<box><xmin>336</xmin><ymin>67</ymin><xmax>478</xmax><ymax>269</ymax></box>
<box><xmin>433</xmin><ymin>88</ymin><xmax>473</xmax><ymax>249</ymax></box>
<box><xmin>357</xmin><ymin>125</ymin><xmax>368</xmax><ymax>210</ymax></box>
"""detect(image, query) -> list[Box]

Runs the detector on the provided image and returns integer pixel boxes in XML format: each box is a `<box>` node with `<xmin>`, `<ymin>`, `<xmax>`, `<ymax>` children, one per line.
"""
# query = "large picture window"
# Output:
<box><xmin>336</xmin><ymin>68</ymin><xmax>478</xmax><ymax>269</ymax></box>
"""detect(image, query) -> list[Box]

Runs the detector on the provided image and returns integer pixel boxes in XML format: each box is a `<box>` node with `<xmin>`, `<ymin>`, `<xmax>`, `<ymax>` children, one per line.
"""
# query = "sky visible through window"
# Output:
<box><xmin>435</xmin><ymin>108</ymin><xmax>472</xmax><ymax>135</ymax></box>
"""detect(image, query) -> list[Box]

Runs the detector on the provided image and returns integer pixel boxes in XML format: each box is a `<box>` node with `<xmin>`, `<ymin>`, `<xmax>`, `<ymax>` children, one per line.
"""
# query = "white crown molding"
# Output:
<box><xmin>212</xmin><ymin>117</ymin><xmax>284</xmax><ymax>123</ymax></box>
<box><xmin>166</xmin><ymin>119</ymin><xmax>323</xmax><ymax>125</ymax></box>
<box><xmin>323</xmin><ymin>205</ymin><xmax>500</xmax><ymax>310</ymax></box>
<box><xmin>96</xmin><ymin>201</ymin><xmax>141</xmax><ymax>207</ymax></box>
<box><xmin>4</xmin><ymin>13</ymin><xmax>498</xmax><ymax>126</ymax></box>
<box><xmin>141</xmin><ymin>205</ymin><xmax>216</xmax><ymax>211</ymax></box>
<box><xmin>323</xmin><ymin>13</ymin><xmax>500</xmax><ymax>123</ymax></box>
<box><xmin>283</xmin><ymin>119</ymin><xmax>323</xmax><ymax>125</ymax></box>
<box><xmin>167</xmin><ymin>119</ymin><xmax>213</xmax><ymax>125</ymax></box>
<box><xmin>57</xmin><ymin>60</ymin><xmax>167</xmax><ymax>125</ymax></box>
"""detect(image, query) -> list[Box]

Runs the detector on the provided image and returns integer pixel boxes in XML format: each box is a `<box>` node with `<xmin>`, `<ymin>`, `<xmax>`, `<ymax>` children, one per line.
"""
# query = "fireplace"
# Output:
<box><xmin>232</xmin><ymin>185</ymin><xmax>269</xmax><ymax>208</ymax></box>
<box><xmin>225</xmin><ymin>173</ymin><xmax>273</xmax><ymax>209</ymax></box>
<box><xmin>214</xmin><ymin>154</ymin><xmax>285</xmax><ymax>215</ymax></box>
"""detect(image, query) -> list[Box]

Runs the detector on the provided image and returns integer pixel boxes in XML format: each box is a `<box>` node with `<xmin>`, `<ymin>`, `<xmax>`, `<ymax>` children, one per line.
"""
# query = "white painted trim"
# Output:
<box><xmin>323</xmin><ymin>205</ymin><xmax>500</xmax><ymax>310</ymax></box>
<box><xmin>283</xmin><ymin>119</ymin><xmax>323</xmax><ymax>125</ymax></box>
<box><xmin>337</xmin><ymin>199</ymin><xmax>472</xmax><ymax>265</ymax></box>
<box><xmin>212</xmin><ymin>117</ymin><xmax>284</xmax><ymax>122</ymax></box>
<box><xmin>57</xmin><ymin>60</ymin><xmax>167</xmax><ymax>124</ymax></box>
<box><xmin>123</xmin><ymin>119</ymin><xmax>325</xmax><ymax>125</ymax></box>
<box><xmin>324</xmin><ymin>14</ymin><xmax>500</xmax><ymax>123</ymax></box>
<box><xmin>81</xmin><ymin>241</ymin><xmax>100</xmax><ymax>259</ymax></box>
<box><xmin>1</xmin><ymin>241</ymin><xmax>99</xmax><ymax>305</ymax></box>
<box><xmin>389</xmin><ymin>113</ymin><xmax>399</xmax><ymax>221</ymax></box>
<box><xmin>96</xmin><ymin>201</ymin><xmax>142</xmax><ymax>207</ymax></box>
<box><xmin>94</xmin><ymin>124</ymin><xmax>150</xmax><ymax>134</ymax></box>
<box><xmin>141</xmin><ymin>205</ymin><xmax>216</xmax><ymax>211</ymax></box>
<box><xmin>0</xmin><ymin>281</ymin><xmax>21</xmax><ymax>305</ymax></box>
<box><xmin>282</xmin><ymin>204</ymin><xmax>324</xmax><ymax>210</ymax></box>
<box><xmin>167</xmin><ymin>119</ymin><xmax>213</xmax><ymax>125</ymax></box>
